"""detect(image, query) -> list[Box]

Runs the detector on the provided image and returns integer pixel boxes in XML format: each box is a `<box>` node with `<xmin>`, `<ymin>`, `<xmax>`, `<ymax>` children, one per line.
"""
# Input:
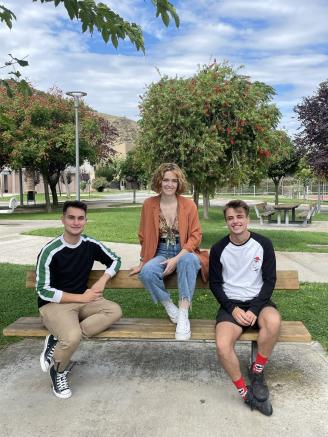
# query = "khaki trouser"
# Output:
<box><xmin>39</xmin><ymin>298</ymin><xmax>122</xmax><ymax>371</ymax></box>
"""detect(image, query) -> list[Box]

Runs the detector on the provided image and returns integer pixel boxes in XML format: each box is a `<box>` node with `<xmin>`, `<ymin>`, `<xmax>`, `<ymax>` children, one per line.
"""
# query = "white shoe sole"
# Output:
<box><xmin>175</xmin><ymin>331</ymin><xmax>191</xmax><ymax>341</ymax></box>
<box><xmin>52</xmin><ymin>387</ymin><xmax>72</xmax><ymax>399</ymax></box>
<box><xmin>40</xmin><ymin>334</ymin><xmax>52</xmax><ymax>372</ymax></box>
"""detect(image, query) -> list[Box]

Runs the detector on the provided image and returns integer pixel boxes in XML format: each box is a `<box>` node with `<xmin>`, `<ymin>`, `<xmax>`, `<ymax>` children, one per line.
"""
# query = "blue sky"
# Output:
<box><xmin>1</xmin><ymin>0</ymin><xmax>328</xmax><ymax>136</ymax></box>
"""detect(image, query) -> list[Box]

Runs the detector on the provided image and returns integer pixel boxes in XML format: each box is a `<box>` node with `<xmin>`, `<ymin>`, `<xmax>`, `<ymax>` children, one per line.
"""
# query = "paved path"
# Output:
<box><xmin>1</xmin><ymin>339</ymin><xmax>328</xmax><ymax>437</ymax></box>
<box><xmin>1</xmin><ymin>219</ymin><xmax>328</xmax><ymax>282</ymax></box>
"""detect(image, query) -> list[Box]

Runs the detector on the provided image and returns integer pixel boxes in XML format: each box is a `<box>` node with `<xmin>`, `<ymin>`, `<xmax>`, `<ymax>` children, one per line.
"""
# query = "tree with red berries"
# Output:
<box><xmin>0</xmin><ymin>84</ymin><xmax>117</xmax><ymax>210</ymax></box>
<box><xmin>137</xmin><ymin>62</ymin><xmax>280</xmax><ymax>217</ymax></box>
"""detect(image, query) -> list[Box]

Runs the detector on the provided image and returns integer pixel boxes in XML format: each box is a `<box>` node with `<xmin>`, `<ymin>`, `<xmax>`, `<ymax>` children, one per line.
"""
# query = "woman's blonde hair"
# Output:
<box><xmin>151</xmin><ymin>163</ymin><xmax>188</xmax><ymax>195</ymax></box>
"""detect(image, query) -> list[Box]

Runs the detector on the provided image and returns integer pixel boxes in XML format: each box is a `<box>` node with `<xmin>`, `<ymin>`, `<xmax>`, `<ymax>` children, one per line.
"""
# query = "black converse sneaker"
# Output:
<box><xmin>50</xmin><ymin>364</ymin><xmax>72</xmax><ymax>399</ymax></box>
<box><xmin>248</xmin><ymin>364</ymin><xmax>269</xmax><ymax>401</ymax></box>
<box><xmin>40</xmin><ymin>334</ymin><xmax>58</xmax><ymax>372</ymax></box>
<box><xmin>244</xmin><ymin>386</ymin><xmax>273</xmax><ymax>416</ymax></box>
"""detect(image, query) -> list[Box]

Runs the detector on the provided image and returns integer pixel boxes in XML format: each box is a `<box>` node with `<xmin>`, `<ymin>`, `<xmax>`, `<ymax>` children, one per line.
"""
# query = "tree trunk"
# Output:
<box><xmin>49</xmin><ymin>182</ymin><xmax>59</xmax><ymax>207</ymax></box>
<box><xmin>133</xmin><ymin>189</ymin><xmax>136</xmax><ymax>204</ymax></box>
<box><xmin>272</xmin><ymin>177</ymin><xmax>281</xmax><ymax>205</ymax></box>
<box><xmin>42</xmin><ymin>173</ymin><xmax>52</xmax><ymax>213</ymax></box>
<box><xmin>62</xmin><ymin>171</ymin><xmax>70</xmax><ymax>198</ymax></box>
<box><xmin>19</xmin><ymin>168</ymin><xmax>24</xmax><ymax>206</ymax></box>
<box><xmin>203</xmin><ymin>192</ymin><xmax>209</xmax><ymax>219</ymax></box>
<box><xmin>317</xmin><ymin>178</ymin><xmax>321</xmax><ymax>212</ymax></box>
<box><xmin>193</xmin><ymin>187</ymin><xmax>199</xmax><ymax>208</ymax></box>
<box><xmin>274</xmin><ymin>181</ymin><xmax>279</xmax><ymax>205</ymax></box>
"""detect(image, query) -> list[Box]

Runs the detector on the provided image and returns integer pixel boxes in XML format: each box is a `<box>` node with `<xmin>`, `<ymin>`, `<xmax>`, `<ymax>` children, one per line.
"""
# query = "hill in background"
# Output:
<box><xmin>98</xmin><ymin>113</ymin><xmax>138</xmax><ymax>156</ymax></box>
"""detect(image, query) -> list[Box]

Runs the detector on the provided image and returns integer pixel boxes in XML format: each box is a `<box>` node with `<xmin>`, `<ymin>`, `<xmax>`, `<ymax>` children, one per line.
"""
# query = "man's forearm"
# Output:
<box><xmin>60</xmin><ymin>291</ymin><xmax>87</xmax><ymax>303</ymax></box>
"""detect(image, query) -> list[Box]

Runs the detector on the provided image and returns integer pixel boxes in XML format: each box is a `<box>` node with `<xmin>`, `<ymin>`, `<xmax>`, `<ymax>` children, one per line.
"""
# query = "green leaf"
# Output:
<box><xmin>9</xmin><ymin>71</ymin><xmax>21</xmax><ymax>78</ymax></box>
<box><xmin>161</xmin><ymin>10</ymin><xmax>170</xmax><ymax>26</ymax></box>
<box><xmin>15</xmin><ymin>58</ymin><xmax>29</xmax><ymax>67</ymax></box>
<box><xmin>111</xmin><ymin>33</ymin><xmax>118</xmax><ymax>48</ymax></box>
<box><xmin>101</xmin><ymin>29</ymin><xmax>110</xmax><ymax>43</ymax></box>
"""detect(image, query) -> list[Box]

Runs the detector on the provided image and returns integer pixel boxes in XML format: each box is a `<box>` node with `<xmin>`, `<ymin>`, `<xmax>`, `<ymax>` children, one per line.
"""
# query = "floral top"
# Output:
<box><xmin>159</xmin><ymin>211</ymin><xmax>179</xmax><ymax>246</ymax></box>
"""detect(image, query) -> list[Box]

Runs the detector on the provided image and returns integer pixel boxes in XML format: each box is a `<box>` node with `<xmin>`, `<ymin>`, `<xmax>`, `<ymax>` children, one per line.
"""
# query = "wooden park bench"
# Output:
<box><xmin>0</xmin><ymin>197</ymin><xmax>18</xmax><ymax>214</ymax></box>
<box><xmin>253</xmin><ymin>202</ymin><xmax>276</xmax><ymax>225</ymax></box>
<box><xmin>3</xmin><ymin>269</ymin><xmax>312</xmax><ymax>362</ymax></box>
<box><xmin>296</xmin><ymin>203</ymin><xmax>317</xmax><ymax>226</ymax></box>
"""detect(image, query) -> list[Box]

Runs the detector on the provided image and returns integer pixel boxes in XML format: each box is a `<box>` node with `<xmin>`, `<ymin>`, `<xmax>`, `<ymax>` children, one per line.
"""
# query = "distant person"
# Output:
<box><xmin>209</xmin><ymin>200</ymin><xmax>281</xmax><ymax>416</ymax></box>
<box><xmin>36</xmin><ymin>200</ymin><xmax>122</xmax><ymax>399</ymax></box>
<box><xmin>130</xmin><ymin>163</ymin><xmax>208</xmax><ymax>340</ymax></box>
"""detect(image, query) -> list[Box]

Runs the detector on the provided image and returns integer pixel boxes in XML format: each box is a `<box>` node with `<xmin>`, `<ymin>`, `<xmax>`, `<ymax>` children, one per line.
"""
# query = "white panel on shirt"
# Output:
<box><xmin>221</xmin><ymin>237</ymin><xmax>264</xmax><ymax>302</ymax></box>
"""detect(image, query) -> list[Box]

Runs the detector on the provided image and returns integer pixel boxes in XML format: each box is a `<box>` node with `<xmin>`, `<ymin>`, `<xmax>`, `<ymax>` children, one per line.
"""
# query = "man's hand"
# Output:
<box><xmin>161</xmin><ymin>257</ymin><xmax>178</xmax><ymax>276</ymax></box>
<box><xmin>232</xmin><ymin>307</ymin><xmax>251</xmax><ymax>326</ymax></box>
<box><xmin>245</xmin><ymin>310</ymin><xmax>257</xmax><ymax>326</ymax></box>
<box><xmin>82</xmin><ymin>287</ymin><xmax>103</xmax><ymax>303</ymax></box>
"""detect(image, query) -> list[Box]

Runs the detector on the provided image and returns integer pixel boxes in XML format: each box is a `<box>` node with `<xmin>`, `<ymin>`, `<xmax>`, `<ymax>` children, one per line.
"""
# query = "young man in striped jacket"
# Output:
<box><xmin>36</xmin><ymin>200</ymin><xmax>122</xmax><ymax>399</ymax></box>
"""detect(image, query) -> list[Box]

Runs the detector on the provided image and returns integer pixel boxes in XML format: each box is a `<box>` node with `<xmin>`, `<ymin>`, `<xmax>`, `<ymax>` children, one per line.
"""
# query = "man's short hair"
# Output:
<box><xmin>223</xmin><ymin>200</ymin><xmax>249</xmax><ymax>219</ymax></box>
<box><xmin>63</xmin><ymin>200</ymin><xmax>87</xmax><ymax>215</ymax></box>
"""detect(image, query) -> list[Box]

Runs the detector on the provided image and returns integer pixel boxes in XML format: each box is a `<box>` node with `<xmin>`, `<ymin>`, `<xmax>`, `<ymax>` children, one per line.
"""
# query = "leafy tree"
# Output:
<box><xmin>0</xmin><ymin>84</ymin><xmax>117</xmax><ymax>210</ymax></box>
<box><xmin>119</xmin><ymin>149</ymin><xmax>148</xmax><ymax>203</ymax></box>
<box><xmin>267</xmin><ymin>130</ymin><xmax>299</xmax><ymax>205</ymax></box>
<box><xmin>96</xmin><ymin>164</ymin><xmax>117</xmax><ymax>183</ymax></box>
<box><xmin>137</xmin><ymin>62</ymin><xmax>280</xmax><ymax>217</ymax></box>
<box><xmin>1</xmin><ymin>1</ymin><xmax>179</xmax><ymax>51</ymax></box>
<box><xmin>295</xmin><ymin>158</ymin><xmax>313</xmax><ymax>200</ymax></box>
<box><xmin>295</xmin><ymin>80</ymin><xmax>328</xmax><ymax>179</ymax></box>
<box><xmin>0</xmin><ymin>1</ymin><xmax>179</xmax><ymax>95</ymax></box>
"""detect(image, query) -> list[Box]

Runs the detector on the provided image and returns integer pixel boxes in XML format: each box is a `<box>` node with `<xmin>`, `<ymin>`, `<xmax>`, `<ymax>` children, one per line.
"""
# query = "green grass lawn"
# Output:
<box><xmin>1</xmin><ymin>264</ymin><xmax>327</xmax><ymax>351</ymax></box>
<box><xmin>17</xmin><ymin>206</ymin><xmax>328</xmax><ymax>252</ymax></box>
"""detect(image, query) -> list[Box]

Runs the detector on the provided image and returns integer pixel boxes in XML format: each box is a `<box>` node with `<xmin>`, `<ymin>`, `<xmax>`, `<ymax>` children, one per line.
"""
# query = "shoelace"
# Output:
<box><xmin>46</xmin><ymin>338</ymin><xmax>58</xmax><ymax>362</ymax></box>
<box><xmin>56</xmin><ymin>371</ymin><xmax>69</xmax><ymax>391</ymax></box>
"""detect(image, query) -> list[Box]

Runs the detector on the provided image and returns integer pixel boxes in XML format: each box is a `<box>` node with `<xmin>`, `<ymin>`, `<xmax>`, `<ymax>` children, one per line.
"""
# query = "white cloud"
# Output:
<box><xmin>0</xmin><ymin>0</ymin><xmax>327</xmax><ymax>136</ymax></box>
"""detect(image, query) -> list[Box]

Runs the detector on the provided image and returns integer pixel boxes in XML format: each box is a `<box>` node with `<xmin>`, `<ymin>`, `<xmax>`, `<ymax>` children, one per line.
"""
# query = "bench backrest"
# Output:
<box><xmin>253</xmin><ymin>203</ymin><xmax>265</xmax><ymax>218</ymax></box>
<box><xmin>27</xmin><ymin>269</ymin><xmax>299</xmax><ymax>290</ymax></box>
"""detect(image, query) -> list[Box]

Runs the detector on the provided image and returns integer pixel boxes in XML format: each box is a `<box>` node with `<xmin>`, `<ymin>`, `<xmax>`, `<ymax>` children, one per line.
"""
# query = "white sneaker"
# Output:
<box><xmin>175</xmin><ymin>309</ymin><xmax>191</xmax><ymax>340</ymax></box>
<box><xmin>162</xmin><ymin>300</ymin><xmax>179</xmax><ymax>324</ymax></box>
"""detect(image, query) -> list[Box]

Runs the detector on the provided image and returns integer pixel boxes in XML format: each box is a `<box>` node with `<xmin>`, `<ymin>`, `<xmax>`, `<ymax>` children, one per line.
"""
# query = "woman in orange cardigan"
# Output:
<box><xmin>130</xmin><ymin>163</ymin><xmax>208</xmax><ymax>340</ymax></box>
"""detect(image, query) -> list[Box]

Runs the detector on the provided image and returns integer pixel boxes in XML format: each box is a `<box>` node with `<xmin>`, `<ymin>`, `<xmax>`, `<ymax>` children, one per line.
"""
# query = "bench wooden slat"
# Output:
<box><xmin>27</xmin><ymin>269</ymin><xmax>299</xmax><ymax>290</ymax></box>
<box><xmin>3</xmin><ymin>317</ymin><xmax>311</xmax><ymax>342</ymax></box>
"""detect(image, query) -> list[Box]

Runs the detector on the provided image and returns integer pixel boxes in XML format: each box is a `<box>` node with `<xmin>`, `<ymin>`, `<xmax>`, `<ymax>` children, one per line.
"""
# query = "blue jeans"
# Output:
<box><xmin>139</xmin><ymin>242</ymin><xmax>201</xmax><ymax>304</ymax></box>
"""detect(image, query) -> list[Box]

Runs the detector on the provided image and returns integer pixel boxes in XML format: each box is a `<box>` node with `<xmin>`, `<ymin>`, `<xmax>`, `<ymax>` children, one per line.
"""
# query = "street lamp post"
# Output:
<box><xmin>66</xmin><ymin>91</ymin><xmax>87</xmax><ymax>201</ymax></box>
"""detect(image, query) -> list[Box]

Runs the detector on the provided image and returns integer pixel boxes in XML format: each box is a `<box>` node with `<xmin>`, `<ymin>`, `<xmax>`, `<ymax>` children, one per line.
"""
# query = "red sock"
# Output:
<box><xmin>252</xmin><ymin>352</ymin><xmax>268</xmax><ymax>373</ymax></box>
<box><xmin>233</xmin><ymin>376</ymin><xmax>248</xmax><ymax>399</ymax></box>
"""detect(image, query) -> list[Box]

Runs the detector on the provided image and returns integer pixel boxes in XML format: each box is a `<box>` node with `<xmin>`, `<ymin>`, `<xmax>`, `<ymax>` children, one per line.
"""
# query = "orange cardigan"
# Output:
<box><xmin>138</xmin><ymin>195</ymin><xmax>209</xmax><ymax>282</ymax></box>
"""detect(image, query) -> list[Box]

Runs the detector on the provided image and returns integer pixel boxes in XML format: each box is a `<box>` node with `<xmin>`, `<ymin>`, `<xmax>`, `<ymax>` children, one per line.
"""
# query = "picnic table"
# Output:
<box><xmin>273</xmin><ymin>203</ymin><xmax>300</xmax><ymax>225</ymax></box>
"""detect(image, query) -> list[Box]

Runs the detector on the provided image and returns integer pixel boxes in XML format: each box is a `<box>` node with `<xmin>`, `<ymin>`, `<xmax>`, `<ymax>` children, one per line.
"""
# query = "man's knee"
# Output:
<box><xmin>61</xmin><ymin>329</ymin><xmax>82</xmax><ymax>349</ymax></box>
<box><xmin>216</xmin><ymin>330</ymin><xmax>236</xmax><ymax>359</ymax></box>
<box><xmin>104</xmin><ymin>301</ymin><xmax>122</xmax><ymax>321</ymax></box>
<box><xmin>260</xmin><ymin>308</ymin><xmax>281</xmax><ymax>335</ymax></box>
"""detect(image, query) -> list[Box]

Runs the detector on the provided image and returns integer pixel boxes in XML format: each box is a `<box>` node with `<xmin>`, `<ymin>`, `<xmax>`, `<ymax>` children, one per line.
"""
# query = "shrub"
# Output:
<box><xmin>92</xmin><ymin>177</ymin><xmax>108</xmax><ymax>192</ymax></box>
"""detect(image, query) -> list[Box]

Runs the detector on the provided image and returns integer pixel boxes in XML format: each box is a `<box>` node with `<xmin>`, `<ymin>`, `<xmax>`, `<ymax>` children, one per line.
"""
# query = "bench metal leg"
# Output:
<box><xmin>251</xmin><ymin>341</ymin><xmax>258</xmax><ymax>364</ymax></box>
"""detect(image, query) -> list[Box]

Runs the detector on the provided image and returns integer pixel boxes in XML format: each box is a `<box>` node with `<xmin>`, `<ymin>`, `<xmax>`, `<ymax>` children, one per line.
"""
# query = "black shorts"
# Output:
<box><xmin>216</xmin><ymin>300</ymin><xmax>277</xmax><ymax>331</ymax></box>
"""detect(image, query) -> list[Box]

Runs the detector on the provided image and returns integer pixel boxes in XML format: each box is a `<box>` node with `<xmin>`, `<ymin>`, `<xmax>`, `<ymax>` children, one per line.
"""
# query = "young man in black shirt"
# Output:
<box><xmin>209</xmin><ymin>200</ymin><xmax>281</xmax><ymax>416</ymax></box>
<box><xmin>36</xmin><ymin>200</ymin><xmax>121</xmax><ymax>399</ymax></box>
